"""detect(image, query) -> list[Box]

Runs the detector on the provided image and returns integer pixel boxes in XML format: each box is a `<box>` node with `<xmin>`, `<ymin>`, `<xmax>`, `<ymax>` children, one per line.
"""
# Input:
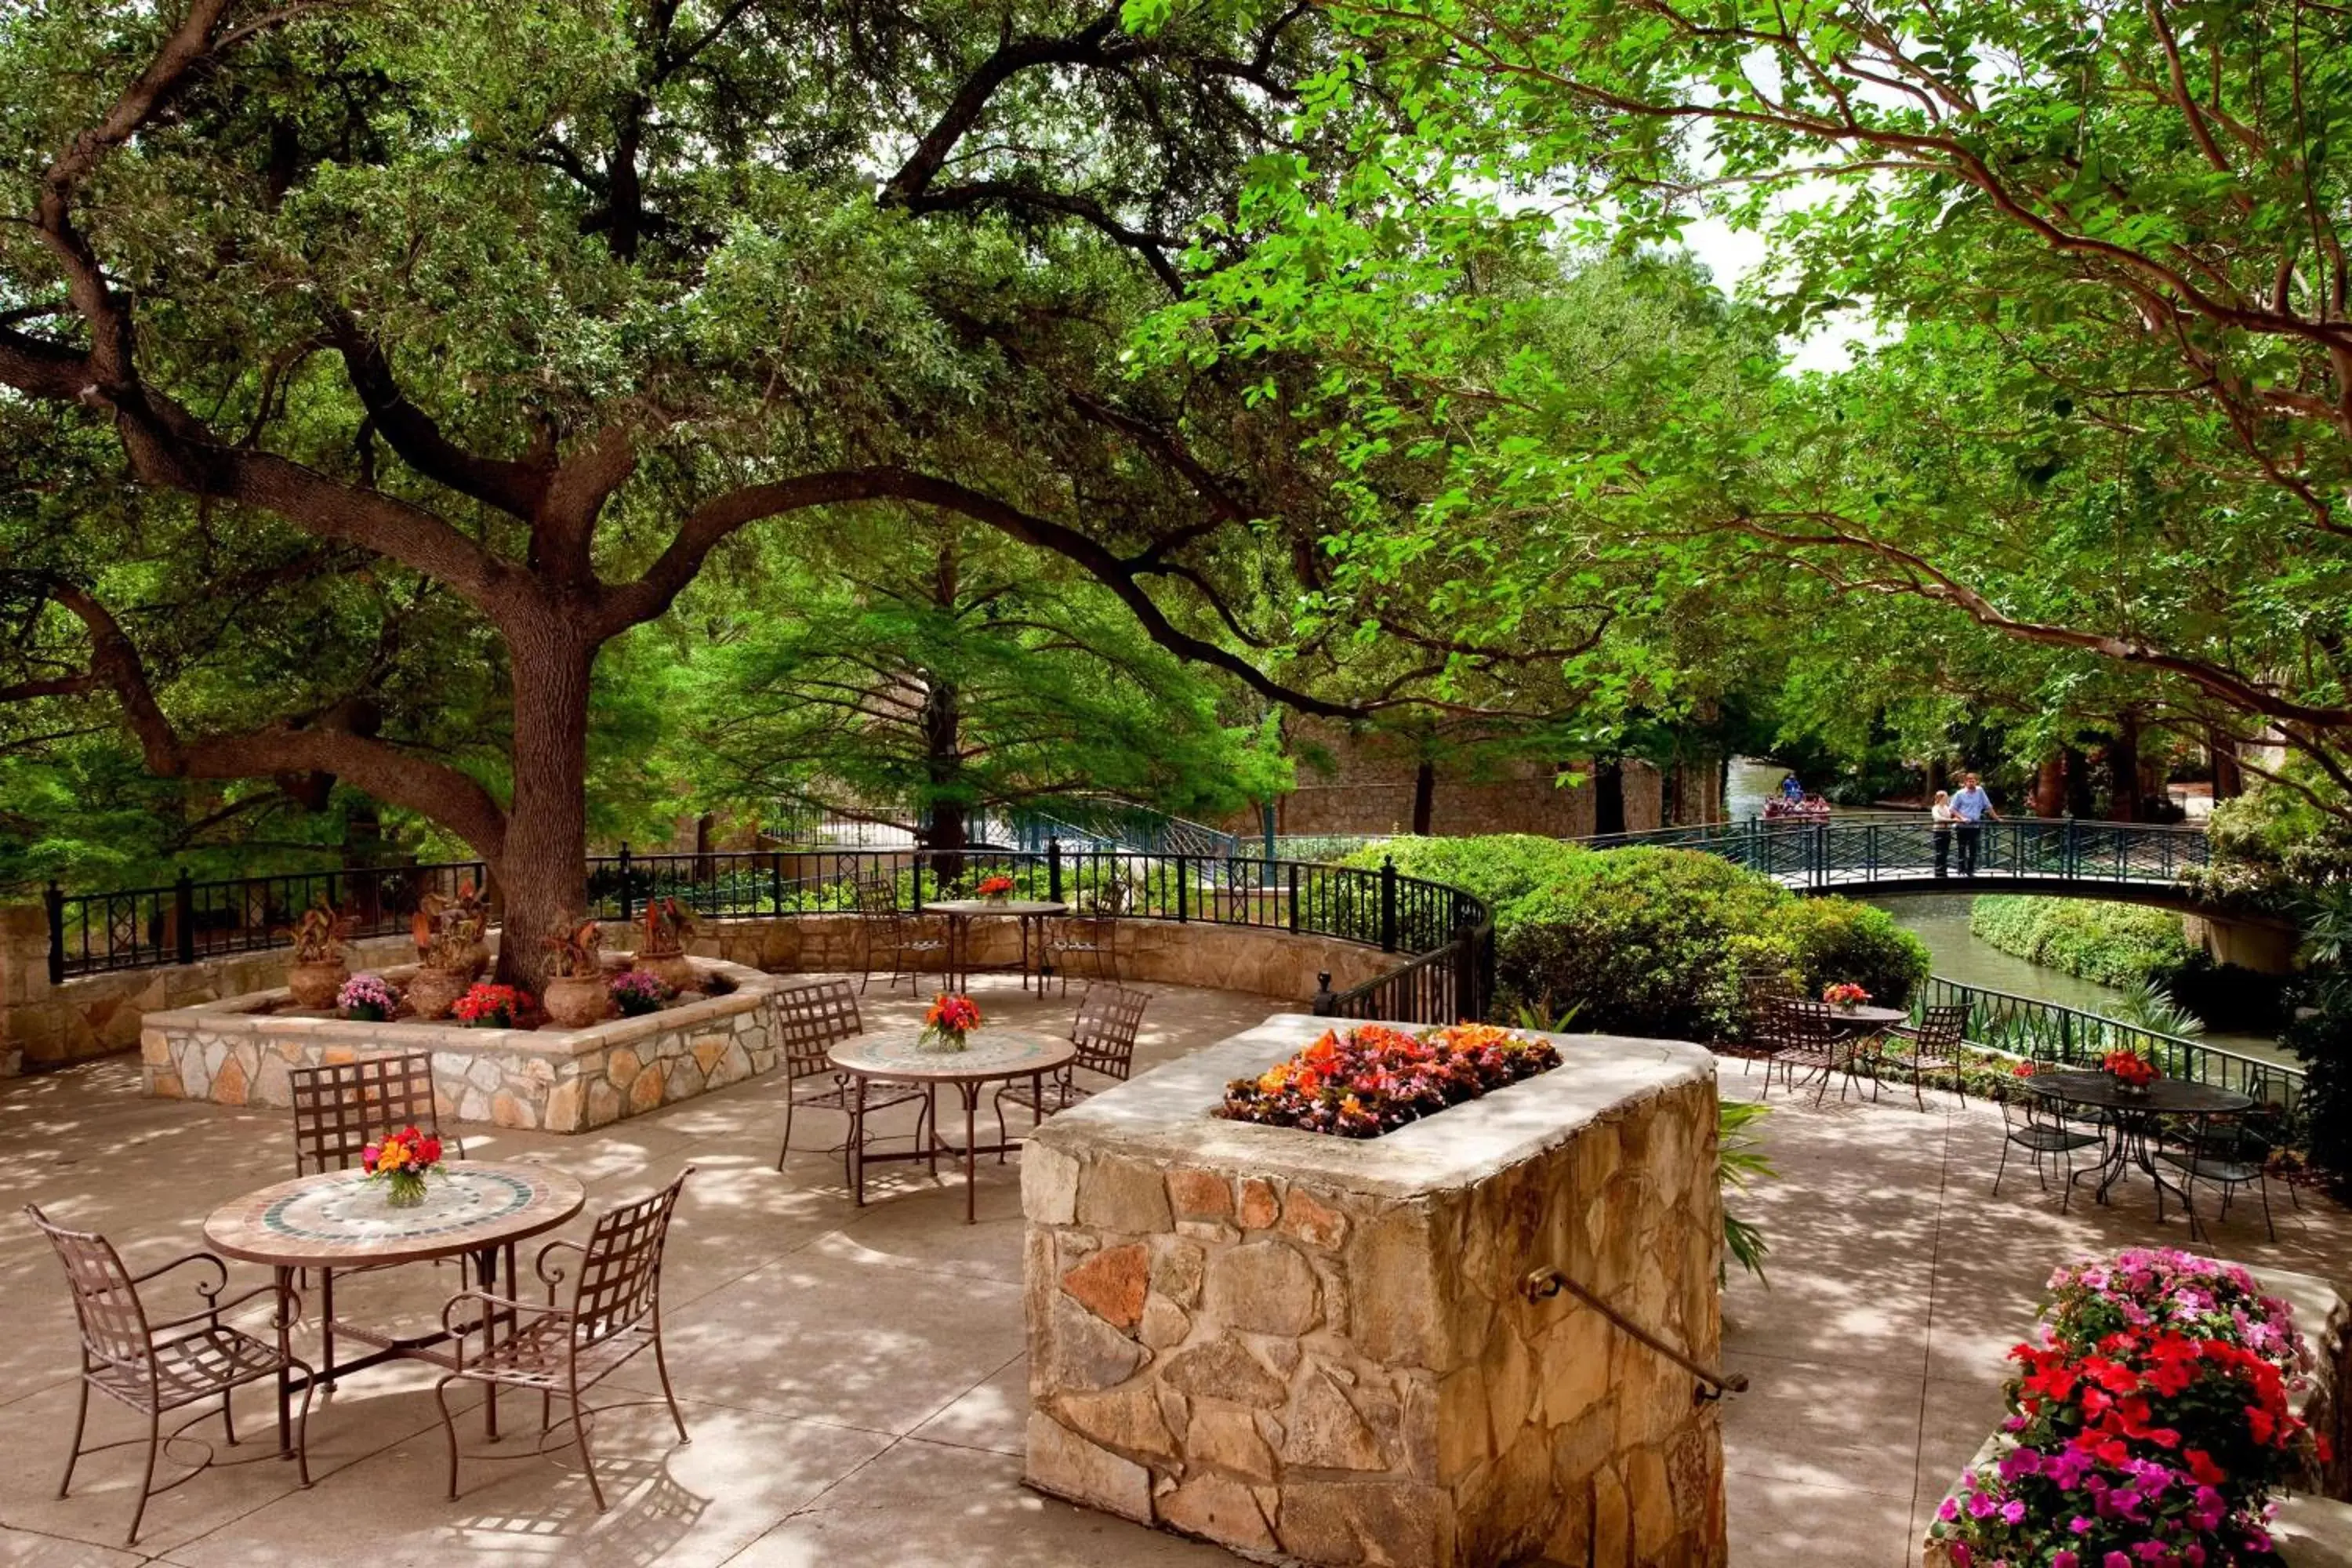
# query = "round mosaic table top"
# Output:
<box><xmin>203</xmin><ymin>1160</ymin><xmax>586</xmax><ymax>1269</ymax></box>
<box><xmin>829</xmin><ymin>1025</ymin><xmax>1076</xmax><ymax>1084</ymax></box>
<box><xmin>2024</xmin><ymin>1069</ymin><xmax>2253</xmax><ymax>1117</ymax></box>
<box><xmin>925</xmin><ymin>898</ymin><xmax>1069</xmax><ymax>917</ymax></box>
<box><xmin>1822</xmin><ymin>1004</ymin><xmax>1910</xmax><ymax>1031</ymax></box>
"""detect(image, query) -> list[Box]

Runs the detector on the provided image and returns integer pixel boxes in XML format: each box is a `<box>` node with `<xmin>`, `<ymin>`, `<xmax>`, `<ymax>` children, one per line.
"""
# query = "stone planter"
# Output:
<box><xmin>636</xmin><ymin>952</ymin><xmax>698</xmax><ymax>994</ymax></box>
<box><xmin>1022</xmin><ymin>1013</ymin><xmax>1728</xmax><ymax>1568</ymax></box>
<box><xmin>285</xmin><ymin>960</ymin><xmax>347</xmax><ymax>1011</ymax></box>
<box><xmin>142</xmin><ymin>956</ymin><xmax>786</xmax><ymax>1132</ymax></box>
<box><xmin>404</xmin><ymin>965</ymin><xmax>473</xmax><ymax>1021</ymax></box>
<box><xmin>543</xmin><ymin>975</ymin><xmax>608</xmax><ymax>1028</ymax></box>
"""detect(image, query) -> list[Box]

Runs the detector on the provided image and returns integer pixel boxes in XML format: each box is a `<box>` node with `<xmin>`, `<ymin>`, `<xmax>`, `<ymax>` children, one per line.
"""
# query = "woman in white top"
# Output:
<box><xmin>1929</xmin><ymin>789</ymin><xmax>1955</xmax><ymax>878</ymax></box>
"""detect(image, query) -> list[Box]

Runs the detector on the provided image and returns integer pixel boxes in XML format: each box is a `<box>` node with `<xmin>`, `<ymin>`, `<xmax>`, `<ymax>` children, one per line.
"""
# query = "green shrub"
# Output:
<box><xmin>1494</xmin><ymin>847</ymin><xmax>1793</xmax><ymax>1040</ymax></box>
<box><xmin>1758</xmin><ymin>898</ymin><xmax>1931</xmax><ymax>1008</ymax></box>
<box><xmin>1339</xmin><ymin>833</ymin><xmax>1586</xmax><ymax>911</ymax></box>
<box><xmin>1968</xmin><ymin>897</ymin><xmax>2194</xmax><ymax>989</ymax></box>
<box><xmin>1348</xmin><ymin>835</ymin><xmax>1930</xmax><ymax>1042</ymax></box>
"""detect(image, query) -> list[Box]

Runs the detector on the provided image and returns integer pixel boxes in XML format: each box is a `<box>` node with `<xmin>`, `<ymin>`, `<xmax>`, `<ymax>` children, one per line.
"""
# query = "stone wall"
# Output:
<box><xmin>1022</xmin><ymin>1013</ymin><xmax>1727</xmax><ymax>1568</ymax></box>
<box><xmin>684</xmin><ymin>913</ymin><xmax>1397</xmax><ymax>1002</ymax></box>
<box><xmin>140</xmin><ymin>957</ymin><xmax>786</xmax><ymax>1133</ymax></box>
<box><xmin>0</xmin><ymin>903</ymin><xmax>421</xmax><ymax>1074</ymax></box>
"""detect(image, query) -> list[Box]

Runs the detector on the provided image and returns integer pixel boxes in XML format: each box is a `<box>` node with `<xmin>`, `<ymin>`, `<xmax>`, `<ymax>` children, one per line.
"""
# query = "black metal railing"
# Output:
<box><xmin>45</xmin><ymin>845</ymin><xmax>1493</xmax><ymax>1022</ymax></box>
<box><xmin>1573</xmin><ymin>816</ymin><xmax>2210</xmax><ymax>892</ymax></box>
<box><xmin>1912</xmin><ymin>975</ymin><xmax>2305</xmax><ymax>1112</ymax></box>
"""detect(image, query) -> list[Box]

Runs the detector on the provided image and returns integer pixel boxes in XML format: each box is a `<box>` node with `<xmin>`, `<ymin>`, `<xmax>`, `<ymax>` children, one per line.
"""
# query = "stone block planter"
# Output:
<box><xmin>1022</xmin><ymin>1012</ymin><xmax>1728</xmax><ymax>1568</ymax></box>
<box><xmin>140</xmin><ymin>957</ymin><xmax>786</xmax><ymax>1133</ymax></box>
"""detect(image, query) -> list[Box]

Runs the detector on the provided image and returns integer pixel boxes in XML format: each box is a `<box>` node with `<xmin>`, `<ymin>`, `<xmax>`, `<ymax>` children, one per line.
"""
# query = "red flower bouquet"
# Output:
<box><xmin>363</xmin><ymin>1124</ymin><xmax>445</xmax><ymax>1208</ymax></box>
<box><xmin>452</xmin><ymin>982</ymin><xmax>529</xmax><ymax>1029</ymax></box>
<box><xmin>921</xmin><ymin>993</ymin><xmax>982</xmax><ymax>1051</ymax></box>
<box><xmin>1218</xmin><ymin>1022</ymin><xmax>1560</xmax><ymax>1138</ymax></box>
<box><xmin>1929</xmin><ymin>1248</ymin><xmax>2317</xmax><ymax>1567</ymax></box>
<box><xmin>2102</xmin><ymin>1047</ymin><xmax>2158</xmax><ymax>1088</ymax></box>
<box><xmin>975</xmin><ymin>874</ymin><xmax>1017</xmax><ymax>900</ymax></box>
<box><xmin>1821</xmin><ymin>982</ymin><xmax>1871</xmax><ymax>1011</ymax></box>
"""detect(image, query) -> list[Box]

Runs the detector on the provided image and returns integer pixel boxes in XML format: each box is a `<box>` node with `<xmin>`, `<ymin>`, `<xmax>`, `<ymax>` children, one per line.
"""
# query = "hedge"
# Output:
<box><xmin>1966</xmin><ymin>896</ymin><xmax>2194</xmax><ymax>989</ymax></box>
<box><xmin>1348</xmin><ymin>836</ymin><xmax>1929</xmax><ymax>1042</ymax></box>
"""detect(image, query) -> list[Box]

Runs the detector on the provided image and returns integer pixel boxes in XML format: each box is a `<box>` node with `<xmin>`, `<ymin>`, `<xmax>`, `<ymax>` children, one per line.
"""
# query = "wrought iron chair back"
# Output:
<box><xmin>291</xmin><ymin>1051</ymin><xmax>454</xmax><ymax>1174</ymax></box>
<box><xmin>1907</xmin><ymin>1004</ymin><xmax>1969</xmax><ymax>1054</ymax></box>
<box><xmin>1070</xmin><ymin>985</ymin><xmax>1149</xmax><ymax>1081</ymax></box>
<box><xmin>26</xmin><ymin>1206</ymin><xmax>152</xmax><ymax>1377</ymax></box>
<box><xmin>568</xmin><ymin>1169</ymin><xmax>689</xmax><ymax>1351</ymax></box>
<box><xmin>772</xmin><ymin>978</ymin><xmax>863</xmax><ymax>1083</ymax></box>
<box><xmin>1757</xmin><ymin>996</ymin><xmax>1835</xmax><ymax>1052</ymax></box>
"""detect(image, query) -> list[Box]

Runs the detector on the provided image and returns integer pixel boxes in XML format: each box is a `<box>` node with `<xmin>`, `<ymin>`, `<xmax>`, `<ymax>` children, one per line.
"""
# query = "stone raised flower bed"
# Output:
<box><xmin>1022</xmin><ymin>1011</ymin><xmax>1727</xmax><ymax>1568</ymax></box>
<box><xmin>140</xmin><ymin>956</ymin><xmax>788</xmax><ymax>1133</ymax></box>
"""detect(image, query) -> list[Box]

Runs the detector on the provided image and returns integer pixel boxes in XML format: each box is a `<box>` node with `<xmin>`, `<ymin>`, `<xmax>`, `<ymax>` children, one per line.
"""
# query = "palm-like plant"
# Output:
<box><xmin>1719</xmin><ymin>1101</ymin><xmax>1774</xmax><ymax>1283</ymax></box>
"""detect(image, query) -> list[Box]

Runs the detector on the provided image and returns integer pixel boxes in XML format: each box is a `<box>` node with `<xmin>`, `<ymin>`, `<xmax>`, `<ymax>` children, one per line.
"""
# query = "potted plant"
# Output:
<box><xmin>1821</xmin><ymin>982</ymin><xmax>1871</xmax><ymax>1014</ymax></box>
<box><xmin>636</xmin><ymin>897</ymin><xmax>699</xmax><ymax>993</ymax></box>
<box><xmin>407</xmin><ymin>880</ymin><xmax>490</xmax><ymax>1021</ymax></box>
<box><xmin>920</xmin><ymin>992</ymin><xmax>982</xmax><ymax>1051</ymax></box>
<box><xmin>338</xmin><ymin>972</ymin><xmax>397</xmax><ymax>1022</ymax></box>
<box><xmin>609</xmin><ymin>969</ymin><xmax>668</xmax><ymax>1018</ymax></box>
<box><xmin>541</xmin><ymin>918</ymin><xmax>611</xmax><ymax>1028</ymax></box>
<box><xmin>452</xmin><ymin>982</ymin><xmax>529</xmax><ymax>1029</ymax></box>
<box><xmin>281</xmin><ymin>898</ymin><xmax>354</xmax><ymax>1009</ymax></box>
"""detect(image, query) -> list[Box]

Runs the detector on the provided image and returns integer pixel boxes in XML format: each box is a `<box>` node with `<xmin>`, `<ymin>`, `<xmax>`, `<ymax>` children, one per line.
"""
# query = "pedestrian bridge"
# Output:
<box><xmin>1576</xmin><ymin>817</ymin><xmax>2224</xmax><ymax>909</ymax></box>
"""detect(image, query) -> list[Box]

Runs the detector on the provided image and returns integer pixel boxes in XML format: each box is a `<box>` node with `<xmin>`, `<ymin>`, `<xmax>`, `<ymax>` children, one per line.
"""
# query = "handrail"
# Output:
<box><xmin>1570</xmin><ymin>816</ymin><xmax>2211</xmax><ymax>892</ymax></box>
<box><xmin>1519</xmin><ymin>1265</ymin><xmax>1747</xmax><ymax>1401</ymax></box>
<box><xmin>42</xmin><ymin>844</ymin><xmax>1493</xmax><ymax>1005</ymax></box>
<box><xmin>1914</xmin><ymin>975</ymin><xmax>2304</xmax><ymax>1110</ymax></box>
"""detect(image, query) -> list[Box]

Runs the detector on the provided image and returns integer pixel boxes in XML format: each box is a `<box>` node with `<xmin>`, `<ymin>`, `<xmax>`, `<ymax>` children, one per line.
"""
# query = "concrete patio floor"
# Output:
<box><xmin>0</xmin><ymin>981</ymin><xmax>2344</xmax><ymax>1568</ymax></box>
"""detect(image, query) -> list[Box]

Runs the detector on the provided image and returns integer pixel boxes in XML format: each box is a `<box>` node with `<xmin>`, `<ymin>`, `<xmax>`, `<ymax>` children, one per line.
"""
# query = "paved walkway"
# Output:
<box><xmin>0</xmin><ymin>985</ymin><xmax>2343</xmax><ymax>1567</ymax></box>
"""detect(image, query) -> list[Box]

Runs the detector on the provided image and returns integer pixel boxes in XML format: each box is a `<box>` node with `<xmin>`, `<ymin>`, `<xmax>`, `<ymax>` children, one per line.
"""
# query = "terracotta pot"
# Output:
<box><xmin>405</xmin><ymin>966</ymin><xmax>473</xmax><ymax>1021</ymax></box>
<box><xmin>638</xmin><ymin>953</ymin><xmax>699</xmax><ymax>993</ymax></box>
<box><xmin>543</xmin><ymin>975</ymin><xmax>610</xmax><ymax>1029</ymax></box>
<box><xmin>287</xmin><ymin>960</ymin><xmax>348</xmax><ymax>1011</ymax></box>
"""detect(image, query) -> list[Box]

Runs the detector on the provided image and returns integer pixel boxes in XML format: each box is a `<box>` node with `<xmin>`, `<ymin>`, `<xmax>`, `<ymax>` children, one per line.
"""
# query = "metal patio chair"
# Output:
<box><xmin>2156</xmin><ymin>1111</ymin><xmax>2276</xmax><ymax>1243</ymax></box>
<box><xmin>855</xmin><ymin>877</ymin><xmax>946</xmax><ymax>995</ymax></box>
<box><xmin>26</xmin><ymin>1205</ymin><xmax>313</xmax><ymax>1545</ymax></box>
<box><xmin>994</xmin><ymin>984</ymin><xmax>1149</xmax><ymax>1144</ymax></box>
<box><xmin>432</xmin><ymin>1168</ymin><xmax>694</xmax><ymax>1511</ymax></box>
<box><xmin>1991</xmin><ymin>1094</ymin><xmax>2106</xmax><ymax>1211</ymax></box>
<box><xmin>1878</xmin><ymin>1004</ymin><xmax>1970</xmax><ymax>1110</ymax></box>
<box><xmin>771</xmin><ymin>978</ymin><xmax>933</xmax><ymax>1180</ymax></box>
<box><xmin>1756</xmin><ymin>996</ymin><xmax>1850</xmax><ymax>1105</ymax></box>
<box><xmin>291</xmin><ymin>1051</ymin><xmax>463</xmax><ymax>1176</ymax></box>
<box><xmin>1040</xmin><ymin>879</ymin><xmax>1128</xmax><ymax>995</ymax></box>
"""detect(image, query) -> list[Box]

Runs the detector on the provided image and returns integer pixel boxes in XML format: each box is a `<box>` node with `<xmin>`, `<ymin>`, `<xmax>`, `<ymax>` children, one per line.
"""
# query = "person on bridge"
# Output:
<box><xmin>1951</xmin><ymin>773</ymin><xmax>1999</xmax><ymax>874</ymax></box>
<box><xmin>1929</xmin><ymin>789</ymin><xmax>1955</xmax><ymax>878</ymax></box>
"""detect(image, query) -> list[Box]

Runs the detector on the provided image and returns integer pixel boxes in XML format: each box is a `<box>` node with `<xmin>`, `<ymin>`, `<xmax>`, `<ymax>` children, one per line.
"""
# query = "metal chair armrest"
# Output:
<box><xmin>147</xmin><ymin>1283</ymin><xmax>286</xmax><ymax>1335</ymax></box>
<box><xmin>535</xmin><ymin>1237</ymin><xmax>588</xmax><ymax>1293</ymax></box>
<box><xmin>439</xmin><ymin>1289</ymin><xmax>572</xmax><ymax>1368</ymax></box>
<box><xmin>129</xmin><ymin>1250</ymin><xmax>230</xmax><ymax>1298</ymax></box>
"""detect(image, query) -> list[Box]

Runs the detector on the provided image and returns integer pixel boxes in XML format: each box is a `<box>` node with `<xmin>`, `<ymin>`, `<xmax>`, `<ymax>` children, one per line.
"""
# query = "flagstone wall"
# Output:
<box><xmin>1022</xmin><ymin>1013</ymin><xmax>1729</xmax><ymax>1568</ymax></box>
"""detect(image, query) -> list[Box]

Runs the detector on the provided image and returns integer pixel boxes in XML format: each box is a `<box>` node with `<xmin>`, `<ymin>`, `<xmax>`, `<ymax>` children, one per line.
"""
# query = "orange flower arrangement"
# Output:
<box><xmin>975</xmin><ymin>874</ymin><xmax>1017</xmax><ymax>899</ymax></box>
<box><xmin>363</xmin><ymin>1125</ymin><xmax>445</xmax><ymax>1207</ymax></box>
<box><xmin>2102</xmin><ymin>1047</ymin><xmax>2158</xmax><ymax>1088</ymax></box>
<box><xmin>1821</xmin><ymin>982</ymin><xmax>1871</xmax><ymax>1009</ymax></box>
<box><xmin>1220</xmin><ymin>1022</ymin><xmax>1559</xmax><ymax>1138</ymax></box>
<box><xmin>921</xmin><ymin>993</ymin><xmax>982</xmax><ymax>1051</ymax></box>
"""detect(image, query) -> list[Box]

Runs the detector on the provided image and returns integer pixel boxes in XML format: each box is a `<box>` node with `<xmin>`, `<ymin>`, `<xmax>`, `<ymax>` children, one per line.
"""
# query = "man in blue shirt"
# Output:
<box><xmin>1951</xmin><ymin>772</ymin><xmax>1998</xmax><ymax>875</ymax></box>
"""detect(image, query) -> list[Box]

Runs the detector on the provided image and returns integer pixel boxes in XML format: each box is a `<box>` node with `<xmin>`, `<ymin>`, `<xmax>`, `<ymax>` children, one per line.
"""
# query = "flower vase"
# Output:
<box><xmin>1837</xmin><ymin>1002</ymin><xmax>1857</xmax><ymax>1014</ymax></box>
<box><xmin>382</xmin><ymin>1171</ymin><xmax>428</xmax><ymax>1209</ymax></box>
<box><xmin>921</xmin><ymin>1029</ymin><xmax>970</xmax><ymax>1053</ymax></box>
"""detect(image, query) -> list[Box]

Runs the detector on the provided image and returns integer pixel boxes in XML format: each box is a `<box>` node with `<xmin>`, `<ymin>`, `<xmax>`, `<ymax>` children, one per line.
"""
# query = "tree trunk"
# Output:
<box><xmin>2108</xmin><ymin>717</ymin><xmax>2142</xmax><ymax>822</ymax></box>
<box><xmin>1592</xmin><ymin>759</ymin><xmax>1626</xmax><ymax>837</ymax></box>
<box><xmin>492</xmin><ymin>625</ymin><xmax>595</xmax><ymax>995</ymax></box>
<box><xmin>920</xmin><ymin>677</ymin><xmax>968</xmax><ymax>887</ymax></box>
<box><xmin>2212</xmin><ymin>728</ymin><xmax>2243</xmax><ymax>800</ymax></box>
<box><xmin>2064</xmin><ymin>746</ymin><xmax>2096</xmax><ymax>818</ymax></box>
<box><xmin>2034</xmin><ymin>753</ymin><xmax>2067</xmax><ymax>818</ymax></box>
<box><xmin>1411</xmin><ymin>759</ymin><xmax>1436</xmax><ymax>836</ymax></box>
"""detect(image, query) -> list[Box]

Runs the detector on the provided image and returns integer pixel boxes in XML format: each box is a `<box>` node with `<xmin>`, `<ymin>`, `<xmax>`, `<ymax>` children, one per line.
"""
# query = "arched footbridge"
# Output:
<box><xmin>1575</xmin><ymin>817</ymin><xmax>2233</xmax><ymax>909</ymax></box>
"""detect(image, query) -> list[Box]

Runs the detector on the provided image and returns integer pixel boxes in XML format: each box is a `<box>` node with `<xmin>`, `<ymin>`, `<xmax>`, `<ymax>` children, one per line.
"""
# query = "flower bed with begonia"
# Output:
<box><xmin>1217</xmin><ymin>1022</ymin><xmax>1560</xmax><ymax>1138</ymax></box>
<box><xmin>1930</xmin><ymin>1248</ymin><xmax>2320</xmax><ymax>1567</ymax></box>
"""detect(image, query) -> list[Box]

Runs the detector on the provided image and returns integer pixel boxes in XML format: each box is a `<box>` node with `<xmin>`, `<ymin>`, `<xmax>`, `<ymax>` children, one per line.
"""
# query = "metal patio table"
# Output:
<box><xmin>925</xmin><ymin>898</ymin><xmax>1068</xmax><ymax>993</ymax></box>
<box><xmin>203</xmin><ymin>1160</ymin><xmax>585</xmax><ymax>1456</ymax></box>
<box><xmin>829</xmin><ymin>1026</ymin><xmax>1077</xmax><ymax>1224</ymax></box>
<box><xmin>2024</xmin><ymin>1069</ymin><xmax>2253</xmax><ymax>1203</ymax></box>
